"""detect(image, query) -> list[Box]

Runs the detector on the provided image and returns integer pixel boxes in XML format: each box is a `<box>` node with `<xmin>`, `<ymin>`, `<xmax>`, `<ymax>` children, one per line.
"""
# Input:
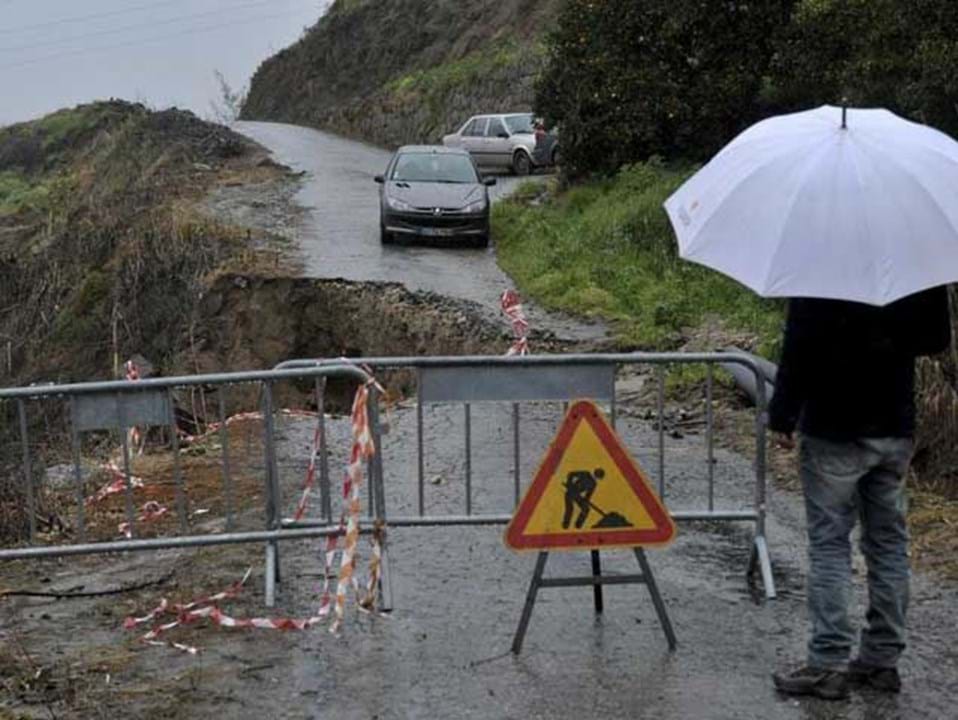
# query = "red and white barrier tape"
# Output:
<box><xmin>86</xmin><ymin>471</ymin><xmax>145</xmax><ymax>506</ymax></box>
<box><xmin>330</xmin><ymin>382</ymin><xmax>377</xmax><ymax>631</ymax></box>
<box><xmin>291</xmin><ymin>421</ymin><xmax>323</xmax><ymax>522</ymax></box>
<box><xmin>501</xmin><ymin>289</ymin><xmax>530</xmax><ymax>356</ymax></box>
<box><xmin>124</xmin><ymin>568</ymin><xmax>253</xmax><ymax>630</ymax></box>
<box><xmin>124</xmin><ymin>380</ymin><xmax>385</xmax><ymax>651</ymax></box>
<box><xmin>118</xmin><ymin>501</ymin><xmax>169</xmax><ymax>538</ymax></box>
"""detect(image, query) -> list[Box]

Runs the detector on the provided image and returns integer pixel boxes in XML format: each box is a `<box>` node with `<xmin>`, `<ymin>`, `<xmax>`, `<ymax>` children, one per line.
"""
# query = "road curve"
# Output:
<box><xmin>233</xmin><ymin>121</ymin><xmax>606</xmax><ymax>343</ymax></box>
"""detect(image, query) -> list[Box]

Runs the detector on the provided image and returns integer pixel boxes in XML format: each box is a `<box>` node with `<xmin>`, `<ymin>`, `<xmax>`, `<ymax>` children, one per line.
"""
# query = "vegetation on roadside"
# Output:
<box><xmin>536</xmin><ymin>0</ymin><xmax>793</xmax><ymax>178</ymax></box>
<box><xmin>0</xmin><ymin>100</ymin><xmax>272</xmax><ymax>385</ymax></box>
<box><xmin>493</xmin><ymin>163</ymin><xmax>784</xmax><ymax>351</ymax></box>
<box><xmin>538</xmin><ymin>0</ymin><xmax>958</xmax><ymax>178</ymax></box>
<box><xmin>0</xmin><ymin>100</ymin><xmax>292</xmax><ymax>544</ymax></box>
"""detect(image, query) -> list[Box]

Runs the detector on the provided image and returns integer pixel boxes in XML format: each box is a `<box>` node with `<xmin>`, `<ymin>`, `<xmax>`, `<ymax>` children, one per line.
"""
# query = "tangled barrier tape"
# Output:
<box><xmin>501</xmin><ymin>289</ymin><xmax>530</xmax><ymax>356</ymax></box>
<box><xmin>291</xmin><ymin>420</ymin><xmax>324</xmax><ymax>523</ymax></box>
<box><xmin>86</xmin><ymin>473</ymin><xmax>145</xmax><ymax>506</ymax></box>
<box><xmin>84</xmin><ymin>408</ymin><xmax>318</xmax><ymax>511</ymax></box>
<box><xmin>122</xmin><ymin>379</ymin><xmax>385</xmax><ymax>652</ymax></box>
<box><xmin>118</xmin><ymin>501</ymin><xmax>170</xmax><ymax>538</ymax></box>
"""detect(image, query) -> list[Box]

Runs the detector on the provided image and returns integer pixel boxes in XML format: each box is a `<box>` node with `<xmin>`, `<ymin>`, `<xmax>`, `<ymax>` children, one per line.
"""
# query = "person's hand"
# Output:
<box><xmin>774</xmin><ymin>432</ymin><xmax>796</xmax><ymax>451</ymax></box>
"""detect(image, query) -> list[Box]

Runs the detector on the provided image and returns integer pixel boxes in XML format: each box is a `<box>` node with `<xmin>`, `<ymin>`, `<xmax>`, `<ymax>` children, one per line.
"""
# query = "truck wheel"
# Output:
<box><xmin>380</xmin><ymin>224</ymin><xmax>393</xmax><ymax>244</ymax></box>
<box><xmin>512</xmin><ymin>150</ymin><xmax>532</xmax><ymax>176</ymax></box>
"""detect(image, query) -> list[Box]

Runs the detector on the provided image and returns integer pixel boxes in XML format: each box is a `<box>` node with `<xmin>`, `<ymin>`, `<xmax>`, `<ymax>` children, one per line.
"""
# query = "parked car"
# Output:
<box><xmin>442</xmin><ymin>113</ymin><xmax>559</xmax><ymax>176</ymax></box>
<box><xmin>374</xmin><ymin>145</ymin><xmax>496</xmax><ymax>247</ymax></box>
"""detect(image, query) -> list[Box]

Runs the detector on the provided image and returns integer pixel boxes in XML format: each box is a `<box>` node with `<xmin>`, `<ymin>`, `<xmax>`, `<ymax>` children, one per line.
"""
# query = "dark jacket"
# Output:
<box><xmin>768</xmin><ymin>287</ymin><xmax>952</xmax><ymax>441</ymax></box>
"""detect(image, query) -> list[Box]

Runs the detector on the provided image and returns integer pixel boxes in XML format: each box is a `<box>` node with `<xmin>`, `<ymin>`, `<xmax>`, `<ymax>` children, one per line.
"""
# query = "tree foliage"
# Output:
<box><xmin>539</xmin><ymin>0</ymin><xmax>958</xmax><ymax>177</ymax></box>
<box><xmin>535</xmin><ymin>0</ymin><xmax>793</xmax><ymax>178</ymax></box>
<box><xmin>769</xmin><ymin>0</ymin><xmax>958</xmax><ymax>139</ymax></box>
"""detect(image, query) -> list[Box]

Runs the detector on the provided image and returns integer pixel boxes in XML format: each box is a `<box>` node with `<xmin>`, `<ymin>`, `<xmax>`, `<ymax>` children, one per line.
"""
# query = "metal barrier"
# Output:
<box><xmin>0</xmin><ymin>365</ymin><xmax>389</xmax><ymax>608</ymax></box>
<box><xmin>276</xmin><ymin>352</ymin><xmax>776</xmax><ymax>599</ymax></box>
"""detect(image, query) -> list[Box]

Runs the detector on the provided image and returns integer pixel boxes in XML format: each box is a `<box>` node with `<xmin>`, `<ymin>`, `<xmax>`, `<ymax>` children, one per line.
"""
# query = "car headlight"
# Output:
<box><xmin>462</xmin><ymin>199</ymin><xmax>487</xmax><ymax>214</ymax></box>
<box><xmin>386</xmin><ymin>195</ymin><xmax>413</xmax><ymax>211</ymax></box>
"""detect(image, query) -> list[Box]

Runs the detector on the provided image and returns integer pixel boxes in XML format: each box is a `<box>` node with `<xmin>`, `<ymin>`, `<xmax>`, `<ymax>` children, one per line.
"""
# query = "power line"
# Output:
<box><xmin>0</xmin><ymin>7</ymin><xmax>318</xmax><ymax>71</ymax></box>
<box><xmin>0</xmin><ymin>0</ymin><xmax>190</xmax><ymax>35</ymax></box>
<box><xmin>0</xmin><ymin>0</ymin><xmax>302</xmax><ymax>53</ymax></box>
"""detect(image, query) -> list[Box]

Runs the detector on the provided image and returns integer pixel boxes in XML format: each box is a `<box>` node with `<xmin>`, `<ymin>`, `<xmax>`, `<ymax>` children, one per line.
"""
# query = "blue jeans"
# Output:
<box><xmin>800</xmin><ymin>435</ymin><xmax>913</xmax><ymax>670</ymax></box>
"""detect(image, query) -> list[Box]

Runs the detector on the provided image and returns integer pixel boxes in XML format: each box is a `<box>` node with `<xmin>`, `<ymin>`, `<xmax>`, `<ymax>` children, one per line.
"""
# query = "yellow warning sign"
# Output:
<box><xmin>505</xmin><ymin>400</ymin><xmax>676</xmax><ymax>551</ymax></box>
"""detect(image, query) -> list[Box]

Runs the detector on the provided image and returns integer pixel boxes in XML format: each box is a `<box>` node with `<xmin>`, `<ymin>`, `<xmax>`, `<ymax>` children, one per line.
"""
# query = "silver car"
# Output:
<box><xmin>442</xmin><ymin>113</ymin><xmax>557</xmax><ymax>176</ymax></box>
<box><xmin>375</xmin><ymin>145</ymin><xmax>496</xmax><ymax>248</ymax></box>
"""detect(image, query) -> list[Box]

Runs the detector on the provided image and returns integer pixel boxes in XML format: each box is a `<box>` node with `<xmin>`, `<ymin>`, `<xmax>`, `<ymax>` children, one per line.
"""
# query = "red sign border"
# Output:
<box><xmin>505</xmin><ymin>400</ymin><xmax>676</xmax><ymax>551</ymax></box>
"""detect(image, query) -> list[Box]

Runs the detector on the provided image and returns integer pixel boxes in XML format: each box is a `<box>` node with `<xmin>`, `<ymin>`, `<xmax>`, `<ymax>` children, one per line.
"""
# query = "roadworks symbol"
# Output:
<box><xmin>505</xmin><ymin>400</ymin><xmax>676</xmax><ymax>551</ymax></box>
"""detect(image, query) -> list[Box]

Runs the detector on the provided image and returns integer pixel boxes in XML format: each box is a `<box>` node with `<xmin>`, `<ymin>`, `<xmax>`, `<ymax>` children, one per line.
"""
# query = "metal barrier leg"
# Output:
<box><xmin>265</xmin><ymin>541</ymin><xmax>277</xmax><ymax>607</ymax></box>
<box><xmin>511</xmin><ymin>552</ymin><xmax>548</xmax><ymax>654</ymax></box>
<box><xmin>591</xmin><ymin>550</ymin><xmax>604</xmax><ymax>613</ymax></box>
<box><xmin>378</xmin><ymin>529</ymin><xmax>394</xmax><ymax>612</ymax></box>
<box><xmin>634</xmin><ymin>549</ymin><xmax>677</xmax><ymax>650</ymax></box>
<box><xmin>748</xmin><ymin>535</ymin><xmax>777</xmax><ymax>600</ymax></box>
<box><xmin>367</xmin><ymin>386</ymin><xmax>392</xmax><ymax>612</ymax></box>
<box><xmin>262</xmin><ymin>382</ymin><xmax>283</xmax><ymax>603</ymax></box>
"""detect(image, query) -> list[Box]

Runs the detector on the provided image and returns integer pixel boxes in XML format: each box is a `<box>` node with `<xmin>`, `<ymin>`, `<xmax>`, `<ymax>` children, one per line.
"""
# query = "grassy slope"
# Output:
<box><xmin>0</xmin><ymin>101</ymin><xmax>266</xmax><ymax>384</ymax></box>
<box><xmin>493</xmin><ymin>164</ymin><xmax>785</xmax><ymax>352</ymax></box>
<box><xmin>242</xmin><ymin>0</ymin><xmax>558</xmax><ymax>147</ymax></box>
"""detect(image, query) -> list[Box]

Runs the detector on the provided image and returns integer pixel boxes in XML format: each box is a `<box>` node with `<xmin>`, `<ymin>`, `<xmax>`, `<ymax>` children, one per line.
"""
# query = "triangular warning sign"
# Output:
<box><xmin>505</xmin><ymin>400</ymin><xmax>675</xmax><ymax>551</ymax></box>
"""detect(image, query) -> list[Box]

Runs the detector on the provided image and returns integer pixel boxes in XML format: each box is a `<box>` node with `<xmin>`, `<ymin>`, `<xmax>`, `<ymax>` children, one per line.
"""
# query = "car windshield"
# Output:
<box><xmin>391</xmin><ymin>152</ymin><xmax>478</xmax><ymax>183</ymax></box>
<box><xmin>504</xmin><ymin>114</ymin><xmax>534</xmax><ymax>134</ymax></box>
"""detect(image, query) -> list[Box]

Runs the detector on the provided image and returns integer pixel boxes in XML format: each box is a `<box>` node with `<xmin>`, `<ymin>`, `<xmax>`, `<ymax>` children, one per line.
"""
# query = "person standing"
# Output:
<box><xmin>771</xmin><ymin>286</ymin><xmax>951</xmax><ymax>700</ymax></box>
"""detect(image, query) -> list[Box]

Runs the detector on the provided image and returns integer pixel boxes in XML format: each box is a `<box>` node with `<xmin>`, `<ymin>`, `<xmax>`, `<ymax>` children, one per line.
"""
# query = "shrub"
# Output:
<box><xmin>769</xmin><ymin>0</ymin><xmax>958</xmax><ymax>138</ymax></box>
<box><xmin>535</xmin><ymin>0</ymin><xmax>794</xmax><ymax>178</ymax></box>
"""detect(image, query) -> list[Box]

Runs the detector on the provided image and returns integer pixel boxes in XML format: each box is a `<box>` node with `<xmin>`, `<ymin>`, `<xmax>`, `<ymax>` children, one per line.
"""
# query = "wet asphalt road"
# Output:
<box><xmin>37</xmin><ymin>404</ymin><xmax>942</xmax><ymax>720</ymax></box>
<box><xmin>254</xmin><ymin>405</ymin><xmax>956</xmax><ymax>720</ymax></box>
<box><xmin>4</xmin><ymin>402</ymin><xmax>955</xmax><ymax>719</ymax></box>
<box><xmin>233</xmin><ymin>121</ymin><xmax>606</xmax><ymax>343</ymax></box>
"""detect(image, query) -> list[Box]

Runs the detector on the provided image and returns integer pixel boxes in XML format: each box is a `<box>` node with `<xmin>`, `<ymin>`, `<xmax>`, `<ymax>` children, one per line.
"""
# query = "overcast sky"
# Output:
<box><xmin>0</xmin><ymin>0</ymin><xmax>331</xmax><ymax>126</ymax></box>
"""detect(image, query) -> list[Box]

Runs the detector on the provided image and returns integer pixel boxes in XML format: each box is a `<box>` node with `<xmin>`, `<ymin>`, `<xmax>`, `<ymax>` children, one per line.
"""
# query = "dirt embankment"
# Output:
<box><xmin>0</xmin><ymin>100</ymin><xmax>292</xmax><ymax>387</ymax></box>
<box><xmin>197</xmin><ymin>276</ymin><xmax>508</xmax><ymax>368</ymax></box>
<box><xmin>188</xmin><ymin>273</ymin><xmax>518</xmax><ymax>409</ymax></box>
<box><xmin>241</xmin><ymin>0</ymin><xmax>559</xmax><ymax>147</ymax></box>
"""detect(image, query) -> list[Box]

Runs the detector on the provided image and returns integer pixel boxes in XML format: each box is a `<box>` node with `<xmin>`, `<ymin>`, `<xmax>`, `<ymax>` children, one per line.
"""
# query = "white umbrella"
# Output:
<box><xmin>664</xmin><ymin>105</ymin><xmax>958</xmax><ymax>306</ymax></box>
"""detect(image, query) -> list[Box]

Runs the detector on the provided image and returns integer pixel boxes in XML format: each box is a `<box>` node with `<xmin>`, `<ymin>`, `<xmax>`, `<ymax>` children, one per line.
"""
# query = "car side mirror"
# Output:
<box><xmin>374</xmin><ymin>174</ymin><xmax>384</xmax><ymax>184</ymax></box>
<box><xmin>483</xmin><ymin>177</ymin><xmax>497</xmax><ymax>187</ymax></box>
<box><xmin>497</xmin><ymin>132</ymin><xmax>510</xmax><ymax>139</ymax></box>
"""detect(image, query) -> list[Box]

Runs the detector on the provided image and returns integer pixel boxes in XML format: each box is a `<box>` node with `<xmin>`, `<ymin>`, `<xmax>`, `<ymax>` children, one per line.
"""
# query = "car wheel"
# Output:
<box><xmin>473</xmin><ymin>234</ymin><xmax>490</xmax><ymax>249</ymax></box>
<box><xmin>380</xmin><ymin>224</ymin><xmax>393</xmax><ymax>244</ymax></box>
<box><xmin>512</xmin><ymin>150</ymin><xmax>532</xmax><ymax>176</ymax></box>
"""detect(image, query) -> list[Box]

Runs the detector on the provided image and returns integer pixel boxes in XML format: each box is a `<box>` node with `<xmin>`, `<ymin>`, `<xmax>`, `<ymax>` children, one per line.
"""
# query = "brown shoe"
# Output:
<box><xmin>773</xmin><ymin>665</ymin><xmax>849</xmax><ymax>700</ymax></box>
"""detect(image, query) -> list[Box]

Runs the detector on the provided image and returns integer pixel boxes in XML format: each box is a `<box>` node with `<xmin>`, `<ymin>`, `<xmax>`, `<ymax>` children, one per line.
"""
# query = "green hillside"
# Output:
<box><xmin>242</xmin><ymin>0</ymin><xmax>559</xmax><ymax>146</ymax></box>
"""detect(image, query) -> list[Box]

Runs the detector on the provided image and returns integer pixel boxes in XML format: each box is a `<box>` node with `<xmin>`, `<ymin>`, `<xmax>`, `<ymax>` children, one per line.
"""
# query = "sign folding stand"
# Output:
<box><xmin>504</xmin><ymin>400</ymin><xmax>679</xmax><ymax>654</ymax></box>
<box><xmin>510</xmin><ymin>548</ymin><xmax>677</xmax><ymax>654</ymax></box>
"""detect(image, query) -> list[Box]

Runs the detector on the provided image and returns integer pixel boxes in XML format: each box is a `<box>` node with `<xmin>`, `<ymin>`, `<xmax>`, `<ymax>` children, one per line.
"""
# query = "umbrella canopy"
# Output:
<box><xmin>664</xmin><ymin>105</ymin><xmax>958</xmax><ymax>306</ymax></box>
